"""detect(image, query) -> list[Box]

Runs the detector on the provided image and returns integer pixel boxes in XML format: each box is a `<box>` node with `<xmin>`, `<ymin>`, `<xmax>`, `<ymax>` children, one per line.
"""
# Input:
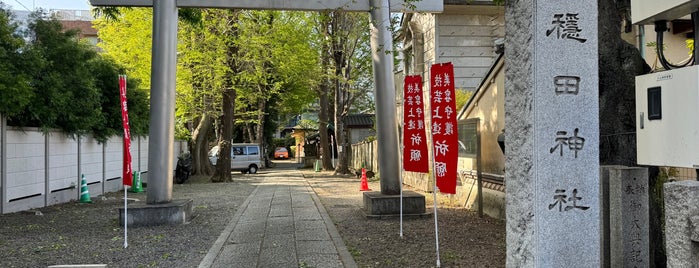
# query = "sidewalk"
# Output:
<box><xmin>198</xmin><ymin>170</ymin><xmax>357</xmax><ymax>268</ymax></box>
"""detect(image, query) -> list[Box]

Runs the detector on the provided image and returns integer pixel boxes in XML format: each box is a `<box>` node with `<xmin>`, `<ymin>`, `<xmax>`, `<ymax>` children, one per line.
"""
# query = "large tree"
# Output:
<box><xmin>235</xmin><ymin>11</ymin><xmax>319</xmax><ymax>151</ymax></box>
<box><xmin>320</xmin><ymin>11</ymin><xmax>372</xmax><ymax>174</ymax></box>
<box><xmin>0</xmin><ymin>5</ymin><xmax>33</xmax><ymax>118</ymax></box>
<box><xmin>177</xmin><ymin>9</ymin><xmax>230</xmax><ymax>177</ymax></box>
<box><xmin>94</xmin><ymin>8</ymin><xmax>153</xmax><ymax>92</ymax></box>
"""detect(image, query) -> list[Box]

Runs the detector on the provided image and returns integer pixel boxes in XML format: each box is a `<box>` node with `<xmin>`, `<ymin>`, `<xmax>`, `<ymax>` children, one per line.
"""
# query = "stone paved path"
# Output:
<box><xmin>199</xmin><ymin>169</ymin><xmax>357</xmax><ymax>268</ymax></box>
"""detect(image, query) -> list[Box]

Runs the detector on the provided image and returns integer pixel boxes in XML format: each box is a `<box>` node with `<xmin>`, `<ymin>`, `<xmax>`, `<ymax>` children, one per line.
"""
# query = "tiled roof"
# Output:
<box><xmin>345</xmin><ymin>114</ymin><xmax>374</xmax><ymax>128</ymax></box>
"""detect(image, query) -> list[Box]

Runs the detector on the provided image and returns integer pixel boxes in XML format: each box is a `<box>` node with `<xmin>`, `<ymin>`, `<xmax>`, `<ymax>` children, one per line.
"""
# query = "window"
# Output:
<box><xmin>233</xmin><ymin>147</ymin><xmax>245</xmax><ymax>156</ymax></box>
<box><xmin>247</xmin><ymin>146</ymin><xmax>259</xmax><ymax>155</ymax></box>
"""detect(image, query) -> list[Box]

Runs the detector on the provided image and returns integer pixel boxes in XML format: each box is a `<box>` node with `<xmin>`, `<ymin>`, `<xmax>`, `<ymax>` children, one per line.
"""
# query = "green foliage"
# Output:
<box><xmin>1</xmin><ymin>10</ymin><xmax>149</xmax><ymax>142</ymax></box>
<box><xmin>0</xmin><ymin>6</ymin><xmax>34</xmax><ymax>117</ymax></box>
<box><xmin>455</xmin><ymin>88</ymin><xmax>475</xmax><ymax>111</ymax></box>
<box><xmin>90</xmin><ymin>56</ymin><xmax>149</xmax><ymax>139</ymax></box>
<box><xmin>175</xmin><ymin>9</ymin><xmax>231</xmax><ymax>139</ymax></box>
<box><xmin>234</xmin><ymin>11</ymin><xmax>319</xmax><ymax>123</ymax></box>
<box><xmin>94</xmin><ymin>8</ymin><xmax>153</xmax><ymax>91</ymax></box>
<box><xmin>11</xmin><ymin>14</ymin><xmax>101</xmax><ymax>136</ymax></box>
<box><xmin>297</xmin><ymin>119</ymin><xmax>319</xmax><ymax>130</ymax></box>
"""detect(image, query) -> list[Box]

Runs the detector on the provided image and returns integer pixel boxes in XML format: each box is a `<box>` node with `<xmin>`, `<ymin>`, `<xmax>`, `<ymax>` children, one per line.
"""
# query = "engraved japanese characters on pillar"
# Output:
<box><xmin>534</xmin><ymin>0</ymin><xmax>600</xmax><ymax>266</ymax></box>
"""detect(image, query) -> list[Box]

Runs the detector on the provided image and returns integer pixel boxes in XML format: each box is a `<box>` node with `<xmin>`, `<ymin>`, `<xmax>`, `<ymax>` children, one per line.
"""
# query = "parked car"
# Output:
<box><xmin>208</xmin><ymin>143</ymin><xmax>263</xmax><ymax>174</ymax></box>
<box><xmin>274</xmin><ymin>147</ymin><xmax>289</xmax><ymax>159</ymax></box>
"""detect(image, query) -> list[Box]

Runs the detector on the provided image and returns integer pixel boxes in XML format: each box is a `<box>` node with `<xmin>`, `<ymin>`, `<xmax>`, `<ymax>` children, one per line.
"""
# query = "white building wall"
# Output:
<box><xmin>436</xmin><ymin>13</ymin><xmax>504</xmax><ymax>91</ymax></box>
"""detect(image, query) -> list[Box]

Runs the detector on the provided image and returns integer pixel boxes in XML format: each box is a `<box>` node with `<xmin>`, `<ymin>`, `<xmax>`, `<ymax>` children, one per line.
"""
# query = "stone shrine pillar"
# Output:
<box><xmin>608</xmin><ymin>167</ymin><xmax>649</xmax><ymax>267</ymax></box>
<box><xmin>664</xmin><ymin>180</ymin><xmax>699</xmax><ymax>267</ymax></box>
<box><xmin>505</xmin><ymin>0</ymin><xmax>600</xmax><ymax>267</ymax></box>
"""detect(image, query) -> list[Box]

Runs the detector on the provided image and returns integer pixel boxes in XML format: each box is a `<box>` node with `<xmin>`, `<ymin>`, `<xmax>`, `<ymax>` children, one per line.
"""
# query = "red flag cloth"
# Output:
<box><xmin>429</xmin><ymin>63</ymin><xmax>458</xmax><ymax>194</ymax></box>
<box><xmin>402</xmin><ymin>75</ymin><xmax>429</xmax><ymax>173</ymax></box>
<box><xmin>119</xmin><ymin>75</ymin><xmax>133</xmax><ymax>186</ymax></box>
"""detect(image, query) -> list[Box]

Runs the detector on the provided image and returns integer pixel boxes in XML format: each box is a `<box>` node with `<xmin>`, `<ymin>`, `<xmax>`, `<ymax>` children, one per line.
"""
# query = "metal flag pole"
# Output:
<box><xmin>400</xmin><ymin>144</ymin><xmax>404</xmax><ymax>238</ymax></box>
<box><xmin>124</xmin><ymin>184</ymin><xmax>128</xmax><ymax>248</ymax></box>
<box><xmin>432</xmin><ymin>159</ymin><xmax>441</xmax><ymax>267</ymax></box>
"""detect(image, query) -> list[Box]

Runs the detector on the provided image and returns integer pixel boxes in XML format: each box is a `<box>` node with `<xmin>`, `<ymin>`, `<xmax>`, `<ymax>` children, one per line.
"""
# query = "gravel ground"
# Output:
<box><xmin>305</xmin><ymin>170</ymin><xmax>506</xmax><ymax>268</ymax></box>
<box><xmin>0</xmin><ymin>175</ymin><xmax>257</xmax><ymax>268</ymax></box>
<box><xmin>0</xmin><ymin>162</ymin><xmax>505</xmax><ymax>268</ymax></box>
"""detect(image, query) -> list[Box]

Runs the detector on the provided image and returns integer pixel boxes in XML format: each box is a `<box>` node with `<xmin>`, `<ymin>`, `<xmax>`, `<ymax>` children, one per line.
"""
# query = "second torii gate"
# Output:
<box><xmin>91</xmin><ymin>0</ymin><xmax>442</xmax><ymax>213</ymax></box>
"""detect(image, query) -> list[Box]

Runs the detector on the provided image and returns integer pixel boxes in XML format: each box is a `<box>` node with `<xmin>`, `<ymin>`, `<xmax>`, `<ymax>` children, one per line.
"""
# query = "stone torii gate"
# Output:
<box><xmin>91</xmin><ymin>0</ymin><xmax>442</xmax><ymax>222</ymax></box>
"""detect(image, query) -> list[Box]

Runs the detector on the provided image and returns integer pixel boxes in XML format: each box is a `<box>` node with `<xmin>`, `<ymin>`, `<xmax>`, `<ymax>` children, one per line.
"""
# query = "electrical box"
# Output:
<box><xmin>631</xmin><ymin>0</ymin><xmax>699</xmax><ymax>24</ymax></box>
<box><xmin>636</xmin><ymin>65</ymin><xmax>699</xmax><ymax>168</ymax></box>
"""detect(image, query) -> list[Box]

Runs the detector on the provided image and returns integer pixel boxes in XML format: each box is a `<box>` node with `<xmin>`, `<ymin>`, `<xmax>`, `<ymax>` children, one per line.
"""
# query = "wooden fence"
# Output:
<box><xmin>351</xmin><ymin>140</ymin><xmax>379</xmax><ymax>173</ymax></box>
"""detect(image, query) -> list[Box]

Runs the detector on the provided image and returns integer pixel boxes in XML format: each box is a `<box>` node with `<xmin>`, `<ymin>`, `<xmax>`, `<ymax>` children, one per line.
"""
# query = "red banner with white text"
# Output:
<box><xmin>119</xmin><ymin>75</ymin><xmax>133</xmax><ymax>186</ymax></box>
<box><xmin>429</xmin><ymin>63</ymin><xmax>458</xmax><ymax>194</ymax></box>
<box><xmin>402</xmin><ymin>75</ymin><xmax>429</xmax><ymax>173</ymax></box>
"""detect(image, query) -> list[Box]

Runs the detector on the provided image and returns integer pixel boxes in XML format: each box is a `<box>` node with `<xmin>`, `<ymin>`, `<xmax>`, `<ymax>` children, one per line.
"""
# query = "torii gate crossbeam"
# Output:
<box><xmin>90</xmin><ymin>0</ymin><xmax>443</xmax><ymax>205</ymax></box>
<box><xmin>90</xmin><ymin>0</ymin><xmax>442</xmax><ymax>12</ymax></box>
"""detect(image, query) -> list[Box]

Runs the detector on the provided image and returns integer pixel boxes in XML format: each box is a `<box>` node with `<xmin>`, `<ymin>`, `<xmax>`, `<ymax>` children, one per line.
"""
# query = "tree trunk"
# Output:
<box><xmin>333</xmin><ymin>75</ymin><xmax>350</xmax><ymax>174</ymax></box>
<box><xmin>211</xmin><ymin>88</ymin><xmax>235</xmax><ymax>182</ymax></box>
<box><xmin>319</xmin><ymin>26</ymin><xmax>333</xmax><ymax>170</ymax></box>
<box><xmin>211</xmin><ymin>10</ymin><xmax>240</xmax><ymax>183</ymax></box>
<box><xmin>245</xmin><ymin>123</ymin><xmax>255</xmax><ymax>143</ymax></box>
<box><xmin>598</xmin><ymin>0</ymin><xmax>660</xmax><ymax>265</ymax></box>
<box><xmin>191</xmin><ymin>114</ymin><xmax>214</xmax><ymax>176</ymax></box>
<box><xmin>256</xmin><ymin>97</ymin><xmax>266</xmax><ymax>163</ymax></box>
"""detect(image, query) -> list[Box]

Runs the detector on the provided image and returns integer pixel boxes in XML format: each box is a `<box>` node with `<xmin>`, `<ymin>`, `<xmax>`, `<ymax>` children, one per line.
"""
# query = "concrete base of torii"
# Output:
<box><xmin>119</xmin><ymin>199</ymin><xmax>193</xmax><ymax>227</ymax></box>
<box><xmin>363</xmin><ymin>191</ymin><xmax>427</xmax><ymax>218</ymax></box>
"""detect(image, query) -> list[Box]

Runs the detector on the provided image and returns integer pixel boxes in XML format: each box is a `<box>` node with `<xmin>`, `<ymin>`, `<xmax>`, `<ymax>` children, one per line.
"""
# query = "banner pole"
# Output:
<box><xmin>124</xmin><ymin>186</ymin><xmax>128</xmax><ymax>248</ymax></box>
<box><xmin>432</xmin><ymin>162</ymin><xmax>441</xmax><ymax>267</ymax></box>
<box><xmin>399</xmin><ymin>145</ymin><xmax>404</xmax><ymax>238</ymax></box>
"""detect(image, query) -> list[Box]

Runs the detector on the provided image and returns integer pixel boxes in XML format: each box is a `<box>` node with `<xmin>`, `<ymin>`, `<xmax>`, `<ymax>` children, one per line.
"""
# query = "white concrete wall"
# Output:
<box><xmin>6</xmin><ymin>129</ymin><xmax>45</xmax><ymax>202</ymax></box>
<box><xmin>104</xmin><ymin>138</ymin><xmax>123</xmax><ymax>181</ymax></box>
<box><xmin>48</xmin><ymin>133</ymin><xmax>78</xmax><ymax>191</ymax></box>
<box><xmin>137</xmin><ymin>136</ymin><xmax>149</xmax><ymax>173</ymax></box>
<box><xmin>47</xmin><ymin>133</ymin><xmax>79</xmax><ymax>205</ymax></box>
<box><xmin>80</xmin><ymin>136</ymin><xmax>103</xmax><ymax>184</ymax></box>
<box><xmin>0</xmin><ymin>125</ymin><xmax>184</xmax><ymax>213</ymax></box>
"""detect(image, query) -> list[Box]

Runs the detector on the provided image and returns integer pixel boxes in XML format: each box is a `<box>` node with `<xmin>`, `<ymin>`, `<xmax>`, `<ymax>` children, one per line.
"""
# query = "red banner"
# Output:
<box><xmin>402</xmin><ymin>75</ymin><xmax>429</xmax><ymax>173</ymax></box>
<box><xmin>119</xmin><ymin>75</ymin><xmax>133</xmax><ymax>186</ymax></box>
<box><xmin>429</xmin><ymin>63</ymin><xmax>458</xmax><ymax>194</ymax></box>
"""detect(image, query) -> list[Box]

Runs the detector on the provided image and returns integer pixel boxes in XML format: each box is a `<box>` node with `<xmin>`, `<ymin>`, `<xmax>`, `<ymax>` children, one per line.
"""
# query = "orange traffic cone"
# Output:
<box><xmin>360</xmin><ymin>167</ymin><xmax>371</xmax><ymax>191</ymax></box>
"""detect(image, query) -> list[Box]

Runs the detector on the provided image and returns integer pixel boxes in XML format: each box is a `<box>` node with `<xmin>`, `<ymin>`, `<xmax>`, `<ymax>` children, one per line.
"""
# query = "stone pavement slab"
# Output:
<box><xmin>199</xmin><ymin>171</ymin><xmax>357</xmax><ymax>268</ymax></box>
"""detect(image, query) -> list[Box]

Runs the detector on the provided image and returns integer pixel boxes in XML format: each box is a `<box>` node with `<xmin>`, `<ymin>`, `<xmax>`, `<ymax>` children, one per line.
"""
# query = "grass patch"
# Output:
<box><xmin>348</xmin><ymin>246</ymin><xmax>362</xmax><ymax>257</ymax></box>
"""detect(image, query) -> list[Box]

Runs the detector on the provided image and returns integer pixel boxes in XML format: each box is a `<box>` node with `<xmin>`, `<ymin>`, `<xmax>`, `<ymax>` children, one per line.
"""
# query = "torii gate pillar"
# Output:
<box><xmin>147</xmin><ymin>0</ymin><xmax>178</xmax><ymax>204</ymax></box>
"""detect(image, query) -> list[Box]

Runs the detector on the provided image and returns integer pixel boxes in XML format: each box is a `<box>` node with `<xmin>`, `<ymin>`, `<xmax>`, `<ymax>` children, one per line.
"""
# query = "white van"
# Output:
<box><xmin>208</xmin><ymin>143</ymin><xmax>263</xmax><ymax>174</ymax></box>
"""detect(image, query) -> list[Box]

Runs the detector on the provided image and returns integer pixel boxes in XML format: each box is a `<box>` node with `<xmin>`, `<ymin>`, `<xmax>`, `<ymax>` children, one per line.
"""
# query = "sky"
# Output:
<box><xmin>4</xmin><ymin>0</ymin><xmax>91</xmax><ymax>11</ymax></box>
